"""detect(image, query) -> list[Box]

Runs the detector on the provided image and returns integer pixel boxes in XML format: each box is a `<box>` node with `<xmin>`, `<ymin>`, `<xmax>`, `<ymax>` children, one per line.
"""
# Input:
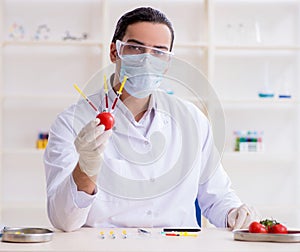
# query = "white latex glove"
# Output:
<box><xmin>75</xmin><ymin>118</ymin><xmax>111</xmax><ymax>177</ymax></box>
<box><xmin>227</xmin><ymin>204</ymin><xmax>260</xmax><ymax>230</ymax></box>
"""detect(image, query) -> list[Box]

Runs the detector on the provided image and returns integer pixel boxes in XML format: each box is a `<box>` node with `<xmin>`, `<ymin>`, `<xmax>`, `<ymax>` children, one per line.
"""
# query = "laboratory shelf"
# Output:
<box><xmin>222</xmin><ymin>151</ymin><xmax>296</xmax><ymax>166</ymax></box>
<box><xmin>2</xmin><ymin>148</ymin><xmax>45</xmax><ymax>155</ymax></box>
<box><xmin>2</xmin><ymin>95</ymin><xmax>78</xmax><ymax>107</ymax></box>
<box><xmin>2</xmin><ymin>40</ymin><xmax>103</xmax><ymax>48</ymax></box>
<box><xmin>1</xmin><ymin>149</ymin><xmax>45</xmax><ymax>165</ymax></box>
<box><xmin>215</xmin><ymin>45</ymin><xmax>300</xmax><ymax>51</ymax></box>
<box><xmin>214</xmin><ymin>0</ymin><xmax>298</xmax><ymax>3</ymax></box>
<box><xmin>175</xmin><ymin>42</ymin><xmax>208</xmax><ymax>49</ymax></box>
<box><xmin>1</xmin><ymin>206</ymin><xmax>51</xmax><ymax>227</ymax></box>
<box><xmin>220</xmin><ymin>99</ymin><xmax>298</xmax><ymax>110</ymax></box>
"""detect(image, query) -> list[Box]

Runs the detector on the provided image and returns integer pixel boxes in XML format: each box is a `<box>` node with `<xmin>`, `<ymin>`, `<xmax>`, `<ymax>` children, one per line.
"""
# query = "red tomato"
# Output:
<box><xmin>268</xmin><ymin>224</ymin><xmax>288</xmax><ymax>234</ymax></box>
<box><xmin>249</xmin><ymin>222</ymin><xmax>268</xmax><ymax>233</ymax></box>
<box><xmin>96</xmin><ymin>112</ymin><xmax>114</xmax><ymax>130</ymax></box>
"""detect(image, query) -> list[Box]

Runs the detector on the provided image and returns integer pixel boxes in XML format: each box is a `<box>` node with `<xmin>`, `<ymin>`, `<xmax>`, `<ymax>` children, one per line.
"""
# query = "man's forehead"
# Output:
<box><xmin>123</xmin><ymin>22</ymin><xmax>172</xmax><ymax>48</ymax></box>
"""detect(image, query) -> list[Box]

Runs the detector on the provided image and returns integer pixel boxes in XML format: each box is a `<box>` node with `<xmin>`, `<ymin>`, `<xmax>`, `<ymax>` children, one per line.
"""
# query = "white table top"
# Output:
<box><xmin>1</xmin><ymin>227</ymin><xmax>299</xmax><ymax>252</ymax></box>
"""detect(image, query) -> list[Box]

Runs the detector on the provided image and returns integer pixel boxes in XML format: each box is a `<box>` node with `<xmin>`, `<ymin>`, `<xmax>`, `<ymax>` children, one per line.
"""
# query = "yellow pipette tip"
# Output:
<box><xmin>122</xmin><ymin>230</ymin><xmax>127</xmax><ymax>238</ymax></box>
<box><xmin>99</xmin><ymin>231</ymin><xmax>105</xmax><ymax>239</ymax></box>
<box><xmin>109</xmin><ymin>230</ymin><xmax>116</xmax><ymax>239</ymax></box>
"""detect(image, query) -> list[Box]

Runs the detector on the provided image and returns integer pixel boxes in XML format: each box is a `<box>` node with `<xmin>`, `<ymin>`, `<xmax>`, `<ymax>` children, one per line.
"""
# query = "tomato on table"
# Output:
<box><xmin>249</xmin><ymin>222</ymin><xmax>268</xmax><ymax>233</ymax></box>
<box><xmin>268</xmin><ymin>223</ymin><xmax>288</xmax><ymax>234</ymax></box>
<box><xmin>249</xmin><ymin>219</ymin><xmax>288</xmax><ymax>234</ymax></box>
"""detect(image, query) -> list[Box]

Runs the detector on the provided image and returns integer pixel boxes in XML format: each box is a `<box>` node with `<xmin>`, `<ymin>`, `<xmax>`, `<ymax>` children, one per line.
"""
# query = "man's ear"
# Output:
<box><xmin>110</xmin><ymin>43</ymin><xmax>117</xmax><ymax>63</ymax></box>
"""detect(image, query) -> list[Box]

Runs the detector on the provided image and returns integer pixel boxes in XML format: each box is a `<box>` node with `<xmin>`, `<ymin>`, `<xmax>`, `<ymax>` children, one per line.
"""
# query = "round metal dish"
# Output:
<box><xmin>2</xmin><ymin>227</ymin><xmax>54</xmax><ymax>243</ymax></box>
<box><xmin>233</xmin><ymin>229</ymin><xmax>300</xmax><ymax>243</ymax></box>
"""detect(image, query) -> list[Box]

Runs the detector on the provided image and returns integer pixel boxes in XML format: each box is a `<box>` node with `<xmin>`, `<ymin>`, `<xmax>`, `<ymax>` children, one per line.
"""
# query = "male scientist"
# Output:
<box><xmin>44</xmin><ymin>6</ymin><xmax>258</xmax><ymax>232</ymax></box>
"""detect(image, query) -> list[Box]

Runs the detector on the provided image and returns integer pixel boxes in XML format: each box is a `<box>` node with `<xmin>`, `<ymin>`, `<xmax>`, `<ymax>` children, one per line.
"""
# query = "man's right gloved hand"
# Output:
<box><xmin>74</xmin><ymin>118</ymin><xmax>112</xmax><ymax>177</ymax></box>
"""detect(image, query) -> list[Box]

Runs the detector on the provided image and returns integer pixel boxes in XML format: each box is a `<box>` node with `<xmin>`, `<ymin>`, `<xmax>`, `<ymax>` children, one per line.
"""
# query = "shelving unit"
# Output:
<box><xmin>0</xmin><ymin>0</ymin><xmax>105</xmax><ymax>227</ymax></box>
<box><xmin>3</xmin><ymin>40</ymin><xmax>103</xmax><ymax>47</ymax></box>
<box><xmin>0</xmin><ymin>0</ymin><xmax>299</xmax><ymax>228</ymax></box>
<box><xmin>212</xmin><ymin>0</ymin><xmax>300</xmax><ymax>228</ymax></box>
<box><xmin>0</xmin><ymin>0</ymin><xmax>4</xmax><ymax>223</ymax></box>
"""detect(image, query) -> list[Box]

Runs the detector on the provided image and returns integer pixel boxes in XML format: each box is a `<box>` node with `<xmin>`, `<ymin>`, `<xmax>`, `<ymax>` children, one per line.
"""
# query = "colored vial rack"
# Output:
<box><xmin>234</xmin><ymin>130</ymin><xmax>264</xmax><ymax>152</ymax></box>
<box><xmin>36</xmin><ymin>132</ymin><xmax>49</xmax><ymax>149</ymax></box>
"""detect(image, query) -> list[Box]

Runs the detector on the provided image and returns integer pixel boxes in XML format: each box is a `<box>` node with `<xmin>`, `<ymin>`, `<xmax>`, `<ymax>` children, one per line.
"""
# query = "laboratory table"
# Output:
<box><xmin>1</xmin><ymin>227</ymin><xmax>300</xmax><ymax>252</ymax></box>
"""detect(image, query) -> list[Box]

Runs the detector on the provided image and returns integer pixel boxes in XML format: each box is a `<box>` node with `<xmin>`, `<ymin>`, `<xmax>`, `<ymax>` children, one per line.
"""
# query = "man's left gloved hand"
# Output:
<box><xmin>227</xmin><ymin>204</ymin><xmax>260</xmax><ymax>230</ymax></box>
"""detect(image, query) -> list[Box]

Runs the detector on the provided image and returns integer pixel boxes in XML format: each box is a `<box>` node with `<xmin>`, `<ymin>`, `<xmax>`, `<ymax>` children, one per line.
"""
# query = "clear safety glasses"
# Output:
<box><xmin>116</xmin><ymin>40</ymin><xmax>173</xmax><ymax>64</ymax></box>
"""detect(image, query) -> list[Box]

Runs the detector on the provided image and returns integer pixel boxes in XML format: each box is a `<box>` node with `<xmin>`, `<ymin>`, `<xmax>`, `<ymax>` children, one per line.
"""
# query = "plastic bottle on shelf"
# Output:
<box><xmin>36</xmin><ymin>132</ymin><xmax>49</xmax><ymax>149</ymax></box>
<box><xmin>248</xmin><ymin>131</ymin><xmax>257</xmax><ymax>152</ymax></box>
<box><xmin>277</xmin><ymin>79</ymin><xmax>292</xmax><ymax>99</ymax></box>
<box><xmin>257</xmin><ymin>131</ymin><xmax>264</xmax><ymax>152</ymax></box>
<box><xmin>239</xmin><ymin>131</ymin><xmax>248</xmax><ymax>152</ymax></box>
<box><xmin>258</xmin><ymin>62</ymin><xmax>274</xmax><ymax>98</ymax></box>
<box><xmin>234</xmin><ymin>130</ymin><xmax>240</xmax><ymax>151</ymax></box>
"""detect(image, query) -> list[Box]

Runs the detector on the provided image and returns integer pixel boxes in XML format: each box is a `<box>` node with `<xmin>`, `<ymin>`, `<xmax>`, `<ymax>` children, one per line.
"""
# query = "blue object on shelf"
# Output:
<box><xmin>166</xmin><ymin>90</ymin><xmax>174</xmax><ymax>95</ymax></box>
<box><xmin>258</xmin><ymin>92</ymin><xmax>274</xmax><ymax>98</ymax></box>
<box><xmin>278</xmin><ymin>94</ymin><xmax>292</xmax><ymax>99</ymax></box>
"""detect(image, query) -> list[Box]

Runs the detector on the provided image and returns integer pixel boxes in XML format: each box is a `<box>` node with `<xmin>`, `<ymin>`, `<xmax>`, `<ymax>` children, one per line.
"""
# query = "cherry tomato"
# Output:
<box><xmin>96</xmin><ymin>112</ymin><xmax>114</xmax><ymax>130</ymax></box>
<box><xmin>249</xmin><ymin>222</ymin><xmax>268</xmax><ymax>233</ymax></box>
<box><xmin>268</xmin><ymin>224</ymin><xmax>288</xmax><ymax>234</ymax></box>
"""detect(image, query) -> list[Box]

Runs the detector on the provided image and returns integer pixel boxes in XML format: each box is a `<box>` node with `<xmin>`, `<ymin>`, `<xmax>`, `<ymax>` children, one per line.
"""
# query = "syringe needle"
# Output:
<box><xmin>73</xmin><ymin>84</ymin><xmax>99</xmax><ymax>113</ymax></box>
<box><xmin>111</xmin><ymin>76</ymin><xmax>128</xmax><ymax>112</ymax></box>
<box><xmin>103</xmin><ymin>75</ymin><xmax>109</xmax><ymax>112</ymax></box>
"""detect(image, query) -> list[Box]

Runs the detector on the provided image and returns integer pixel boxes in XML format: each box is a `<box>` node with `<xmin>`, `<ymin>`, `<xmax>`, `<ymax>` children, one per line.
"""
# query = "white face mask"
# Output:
<box><xmin>119</xmin><ymin>54</ymin><xmax>168</xmax><ymax>98</ymax></box>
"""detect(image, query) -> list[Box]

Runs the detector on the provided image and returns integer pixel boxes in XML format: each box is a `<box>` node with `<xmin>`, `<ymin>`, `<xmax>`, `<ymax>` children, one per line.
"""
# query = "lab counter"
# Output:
<box><xmin>1</xmin><ymin>227</ymin><xmax>299</xmax><ymax>252</ymax></box>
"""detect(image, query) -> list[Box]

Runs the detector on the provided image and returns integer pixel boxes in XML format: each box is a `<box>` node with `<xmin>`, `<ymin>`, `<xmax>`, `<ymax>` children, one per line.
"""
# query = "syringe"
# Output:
<box><xmin>111</xmin><ymin>76</ymin><xmax>128</xmax><ymax>112</ymax></box>
<box><xmin>73</xmin><ymin>84</ymin><xmax>100</xmax><ymax>113</ymax></box>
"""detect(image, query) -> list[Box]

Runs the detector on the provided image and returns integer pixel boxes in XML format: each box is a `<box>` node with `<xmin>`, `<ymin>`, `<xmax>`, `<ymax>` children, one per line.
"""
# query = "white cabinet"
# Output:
<box><xmin>0</xmin><ymin>0</ymin><xmax>299</xmax><ymax>228</ymax></box>
<box><xmin>0</xmin><ymin>0</ymin><xmax>105</xmax><ymax>226</ymax></box>
<box><xmin>212</xmin><ymin>0</ymin><xmax>300</xmax><ymax>227</ymax></box>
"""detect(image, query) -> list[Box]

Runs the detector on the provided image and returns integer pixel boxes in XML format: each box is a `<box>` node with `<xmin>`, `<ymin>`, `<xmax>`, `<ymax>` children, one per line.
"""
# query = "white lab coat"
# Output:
<box><xmin>44</xmin><ymin>88</ymin><xmax>242</xmax><ymax>232</ymax></box>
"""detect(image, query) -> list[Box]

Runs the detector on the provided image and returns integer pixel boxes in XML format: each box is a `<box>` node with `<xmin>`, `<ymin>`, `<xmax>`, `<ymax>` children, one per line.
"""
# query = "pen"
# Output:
<box><xmin>162</xmin><ymin>227</ymin><xmax>201</xmax><ymax>232</ymax></box>
<box><xmin>180</xmin><ymin>232</ymin><xmax>198</xmax><ymax>237</ymax></box>
<box><xmin>164</xmin><ymin>232</ymin><xmax>179</xmax><ymax>236</ymax></box>
<box><xmin>161</xmin><ymin>232</ymin><xmax>198</xmax><ymax>237</ymax></box>
<box><xmin>138</xmin><ymin>228</ymin><xmax>151</xmax><ymax>234</ymax></box>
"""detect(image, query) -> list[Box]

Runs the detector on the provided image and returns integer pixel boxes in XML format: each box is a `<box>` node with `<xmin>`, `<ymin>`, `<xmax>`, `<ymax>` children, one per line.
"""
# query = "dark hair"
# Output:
<box><xmin>112</xmin><ymin>7</ymin><xmax>174</xmax><ymax>51</ymax></box>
